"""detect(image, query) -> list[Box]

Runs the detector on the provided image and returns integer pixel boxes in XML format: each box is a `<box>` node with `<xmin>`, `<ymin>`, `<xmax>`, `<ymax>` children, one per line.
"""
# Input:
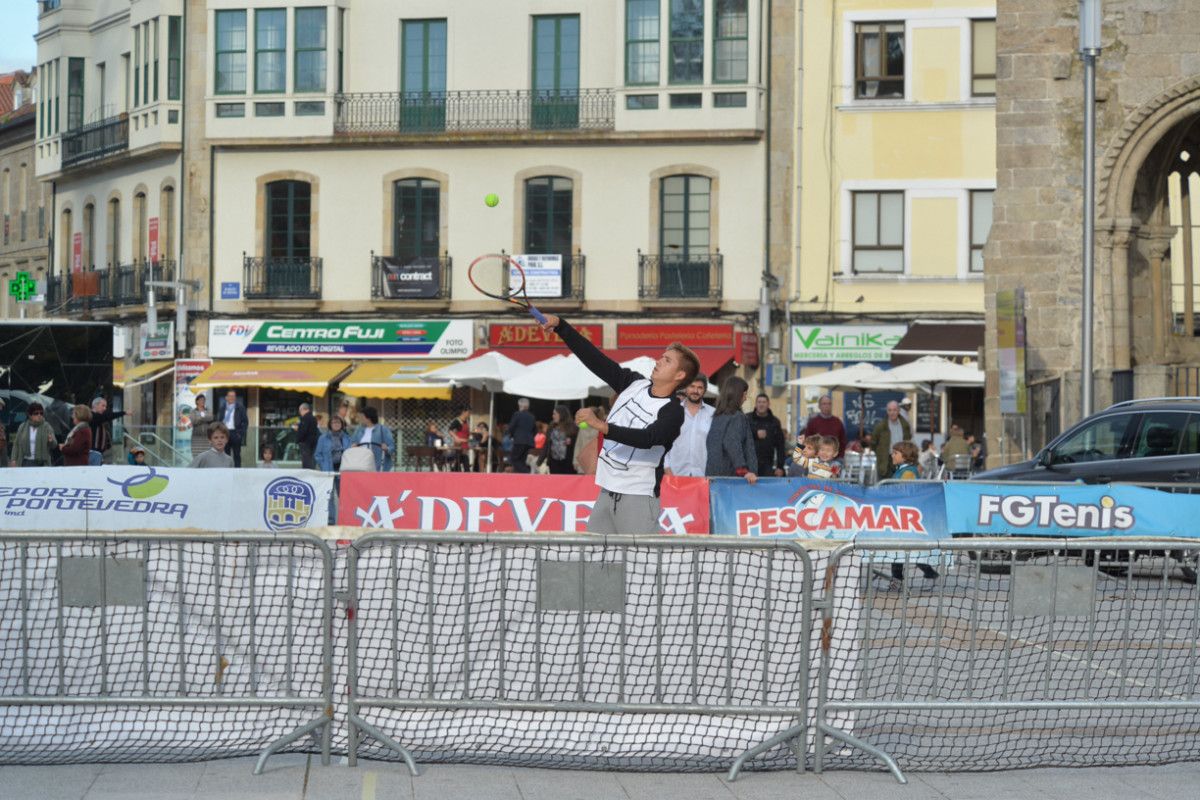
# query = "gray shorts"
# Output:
<box><xmin>587</xmin><ymin>489</ymin><xmax>661</xmax><ymax>535</ymax></box>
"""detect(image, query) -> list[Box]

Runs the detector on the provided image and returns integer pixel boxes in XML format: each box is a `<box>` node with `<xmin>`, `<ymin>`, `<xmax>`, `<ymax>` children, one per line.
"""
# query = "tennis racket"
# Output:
<box><xmin>467</xmin><ymin>253</ymin><xmax>548</xmax><ymax>324</ymax></box>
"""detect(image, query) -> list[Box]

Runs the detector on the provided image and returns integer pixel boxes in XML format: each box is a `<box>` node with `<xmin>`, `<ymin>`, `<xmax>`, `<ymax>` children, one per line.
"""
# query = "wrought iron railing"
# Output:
<box><xmin>637</xmin><ymin>251</ymin><xmax>723</xmax><ymax>301</ymax></box>
<box><xmin>243</xmin><ymin>255</ymin><xmax>323</xmax><ymax>300</ymax></box>
<box><xmin>370</xmin><ymin>253</ymin><xmax>452</xmax><ymax>300</ymax></box>
<box><xmin>334</xmin><ymin>89</ymin><xmax>615</xmax><ymax>134</ymax></box>
<box><xmin>62</xmin><ymin>114</ymin><xmax>129</xmax><ymax>167</ymax></box>
<box><xmin>45</xmin><ymin>261</ymin><xmax>176</xmax><ymax>312</ymax></box>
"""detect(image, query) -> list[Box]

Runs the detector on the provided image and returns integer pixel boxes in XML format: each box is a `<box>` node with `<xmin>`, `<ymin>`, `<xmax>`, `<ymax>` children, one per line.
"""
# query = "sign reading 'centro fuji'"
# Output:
<box><xmin>209</xmin><ymin>319</ymin><xmax>473</xmax><ymax>359</ymax></box>
<box><xmin>791</xmin><ymin>324</ymin><xmax>907</xmax><ymax>363</ymax></box>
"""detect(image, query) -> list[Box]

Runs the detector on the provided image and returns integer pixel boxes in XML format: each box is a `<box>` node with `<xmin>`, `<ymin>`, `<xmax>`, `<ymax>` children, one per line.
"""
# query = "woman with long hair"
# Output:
<box><xmin>542</xmin><ymin>404</ymin><xmax>578</xmax><ymax>474</ymax></box>
<box><xmin>704</xmin><ymin>376</ymin><xmax>758</xmax><ymax>484</ymax></box>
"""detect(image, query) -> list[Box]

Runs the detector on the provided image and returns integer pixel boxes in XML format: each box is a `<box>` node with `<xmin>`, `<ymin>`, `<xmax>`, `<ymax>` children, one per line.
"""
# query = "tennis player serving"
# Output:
<box><xmin>539</xmin><ymin>314</ymin><xmax>700</xmax><ymax>533</ymax></box>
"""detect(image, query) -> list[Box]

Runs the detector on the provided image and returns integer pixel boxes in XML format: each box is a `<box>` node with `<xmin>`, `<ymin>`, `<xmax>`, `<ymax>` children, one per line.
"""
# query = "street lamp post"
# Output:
<box><xmin>1079</xmin><ymin>0</ymin><xmax>1102</xmax><ymax>417</ymax></box>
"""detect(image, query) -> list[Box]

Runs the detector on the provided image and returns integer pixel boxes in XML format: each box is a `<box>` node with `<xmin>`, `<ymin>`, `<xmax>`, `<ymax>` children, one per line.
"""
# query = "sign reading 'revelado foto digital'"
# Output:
<box><xmin>791</xmin><ymin>324</ymin><xmax>908</xmax><ymax>362</ymax></box>
<box><xmin>208</xmin><ymin>319</ymin><xmax>473</xmax><ymax>359</ymax></box>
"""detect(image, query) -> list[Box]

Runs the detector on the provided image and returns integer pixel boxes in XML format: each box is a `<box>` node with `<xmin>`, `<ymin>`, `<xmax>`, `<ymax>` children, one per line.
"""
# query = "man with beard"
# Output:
<box><xmin>664</xmin><ymin>373</ymin><xmax>714</xmax><ymax>477</ymax></box>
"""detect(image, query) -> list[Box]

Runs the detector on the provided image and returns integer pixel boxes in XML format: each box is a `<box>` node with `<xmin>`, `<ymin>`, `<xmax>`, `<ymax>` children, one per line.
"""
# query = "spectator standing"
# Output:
<box><xmin>798</xmin><ymin>395</ymin><xmax>847</xmax><ymax>456</ymax></box>
<box><xmin>899</xmin><ymin>397</ymin><xmax>913</xmax><ymax>423</ymax></box>
<box><xmin>315</xmin><ymin>414</ymin><xmax>351</xmax><ymax>472</ymax></box>
<box><xmin>448</xmin><ymin>407</ymin><xmax>472</xmax><ymax>469</ymax></box>
<box><xmin>542</xmin><ymin>404</ymin><xmax>578</xmax><ymax>474</ymax></box>
<box><xmin>747</xmin><ymin>393</ymin><xmax>786</xmax><ymax>477</ymax></box>
<box><xmin>705</xmin><ymin>376</ymin><xmax>758</xmax><ymax>484</ymax></box>
<box><xmin>59</xmin><ymin>405</ymin><xmax>94</xmax><ymax>467</ymax></box>
<box><xmin>190</xmin><ymin>395</ymin><xmax>213</xmax><ymax>459</ymax></box>
<box><xmin>871</xmin><ymin>401</ymin><xmax>911</xmax><ymax>479</ymax></box>
<box><xmin>190</xmin><ymin>422</ymin><xmax>234</xmax><ymax>468</ymax></box>
<box><xmin>219</xmin><ymin>390</ymin><xmax>249</xmax><ymax>468</ymax></box>
<box><xmin>508</xmin><ymin>398</ymin><xmax>536</xmax><ymax>474</ymax></box>
<box><xmin>292</xmin><ymin>402</ymin><xmax>320</xmax><ymax>469</ymax></box>
<box><xmin>88</xmin><ymin>396</ymin><xmax>126</xmax><ymax>464</ymax></box>
<box><xmin>664</xmin><ymin>374</ymin><xmax>715</xmax><ymax>477</ymax></box>
<box><xmin>351</xmin><ymin>406</ymin><xmax>392</xmax><ymax>471</ymax></box>
<box><xmin>10</xmin><ymin>402</ymin><xmax>56</xmax><ymax>467</ymax></box>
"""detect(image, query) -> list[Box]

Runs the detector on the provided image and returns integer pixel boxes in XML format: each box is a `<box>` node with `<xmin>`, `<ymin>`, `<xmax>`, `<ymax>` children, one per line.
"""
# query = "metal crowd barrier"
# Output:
<box><xmin>0</xmin><ymin>532</ymin><xmax>335</xmax><ymax>774</ymax></box>
<box><xmin>814</xmin><ymin>538</ymin><xmax>1200</xmax><ymax>783</ymax></box>
<box><xmin>345</xmin><ymin>532</ymin><xmax>815</xmax><ymax>778</ymax></box>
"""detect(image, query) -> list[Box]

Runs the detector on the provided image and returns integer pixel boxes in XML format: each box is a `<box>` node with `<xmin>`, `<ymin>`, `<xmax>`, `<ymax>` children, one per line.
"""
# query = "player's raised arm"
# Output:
<box><xmin>541</xmin><ymin>314</ymin><xmax>639</xmax><ymax>394</ymax></box>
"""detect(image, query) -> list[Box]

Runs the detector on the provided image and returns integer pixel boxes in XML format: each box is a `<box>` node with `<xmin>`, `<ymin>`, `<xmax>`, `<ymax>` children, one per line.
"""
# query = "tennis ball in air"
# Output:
<box><xmin>485</xmin><ymin>193</ymin><xmax>500</xmax><ymax>208</ymax></box>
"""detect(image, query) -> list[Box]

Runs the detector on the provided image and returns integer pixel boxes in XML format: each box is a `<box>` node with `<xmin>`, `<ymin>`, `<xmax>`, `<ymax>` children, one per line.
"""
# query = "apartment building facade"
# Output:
<box><xmin>790</xmin><ymin>0</ymin><xmax>996</xmax><ymax>440</ymax></box>
<box><xmin>0</xmin><ymin>71</ymin><xmax>48</xmax><ymax>319</ymax></box>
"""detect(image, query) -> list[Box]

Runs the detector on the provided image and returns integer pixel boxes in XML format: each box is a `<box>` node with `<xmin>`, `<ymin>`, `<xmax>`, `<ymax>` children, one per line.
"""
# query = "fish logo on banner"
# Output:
<box><xmin>737</xmin><ymin>488</ymin><xmax>928</xmax><ymax>538</ymax></box>
<box><xmin>263</xmin><ymin>477</ymin><xmax>316</xmax><ymax>531</ymax></box>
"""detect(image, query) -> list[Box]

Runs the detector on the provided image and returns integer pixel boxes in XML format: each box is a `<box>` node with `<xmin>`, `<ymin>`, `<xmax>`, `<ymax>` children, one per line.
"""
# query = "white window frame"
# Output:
<box><xmin>840</xmin><ymin>7</ymin><xmax>999</xmax><ymax>109</ymax></box>
<box><xmin>838</xmin><ymin>179</ymin><xmax>996</xmax><ymax>280</ymax></box>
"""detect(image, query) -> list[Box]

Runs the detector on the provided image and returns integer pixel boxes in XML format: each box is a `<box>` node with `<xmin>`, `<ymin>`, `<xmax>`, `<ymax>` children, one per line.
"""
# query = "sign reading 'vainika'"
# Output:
<box><xmin>208</xmin><ymin>319</ymin><xmax>473</xmax><ymax>359</ymax></box>
<box><xmin>791</xmin><ymin>324</ymin><xmax>907</xmax><ymax>362</ymax></box>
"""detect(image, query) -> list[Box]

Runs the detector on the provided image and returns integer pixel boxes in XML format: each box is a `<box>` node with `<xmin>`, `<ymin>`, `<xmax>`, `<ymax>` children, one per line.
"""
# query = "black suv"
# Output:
<box><xmin>976</xmin><ymin>398</ymin><xmax>1200</xmax><ymax>484</ymax></box>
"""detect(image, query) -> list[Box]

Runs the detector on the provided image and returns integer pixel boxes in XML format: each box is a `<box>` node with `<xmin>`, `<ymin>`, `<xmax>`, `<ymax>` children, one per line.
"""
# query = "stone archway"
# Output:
<box><xmin>1096</xmin><ymin>77</ymin><xmax>1200</xmax><ymax>392</ymax></box>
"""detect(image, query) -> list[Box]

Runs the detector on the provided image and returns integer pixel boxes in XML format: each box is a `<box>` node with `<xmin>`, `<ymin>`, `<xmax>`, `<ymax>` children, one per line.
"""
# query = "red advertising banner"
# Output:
<box><xmin>148</xmin><ymin>217</ymin><xmax>159</xmax><ymax>264</ymax></box>
<box><xmin>617</xmin><ymin>324</ymin><xmax>734</xmax><ymax>349</ymax></box>
<box><xmin>72</xmin><ymin>232</ymin><xmax>82</xmax><ymax>273</ymax></box>
<box><xmin>738</xmin><ymin>332</ymin><xmax>760</xmax><ymax>368</ymax></box>
<box><xmin>489</xmin><ymin>323</ymin><xmax>600</xmax><ymax>347</ymax></box>
<box><xmin>339</xmin><ymin>473</ymin><xmax>710</xmax><ymax>534</ymax></box>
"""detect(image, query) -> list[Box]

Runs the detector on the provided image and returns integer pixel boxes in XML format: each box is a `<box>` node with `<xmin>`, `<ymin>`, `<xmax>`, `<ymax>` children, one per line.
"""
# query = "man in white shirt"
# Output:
<box><xmin>664</xmin><ymin>374</ymin><xmax>714</xmax><ymax>478</ymax></box>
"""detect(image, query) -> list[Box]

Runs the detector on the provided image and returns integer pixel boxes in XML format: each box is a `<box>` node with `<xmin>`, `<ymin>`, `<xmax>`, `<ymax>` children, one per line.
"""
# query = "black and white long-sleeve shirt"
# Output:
<box><xmin>556</xmin><ymin>319</ymin><xmax>684</xmax><ymax>496</ymax></box>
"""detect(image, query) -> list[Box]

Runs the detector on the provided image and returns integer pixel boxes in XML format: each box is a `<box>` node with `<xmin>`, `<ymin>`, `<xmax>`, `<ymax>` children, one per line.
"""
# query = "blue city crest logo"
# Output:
<box><xmin>263</xmin><ymin>477</ymin><xmax>316</xmax><ymax>531</ymax></box>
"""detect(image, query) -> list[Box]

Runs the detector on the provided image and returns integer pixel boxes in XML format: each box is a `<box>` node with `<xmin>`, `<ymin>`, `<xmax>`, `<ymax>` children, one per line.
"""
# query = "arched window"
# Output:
<box><xmin>524</xmin><ymin>176</ymin><xmax>574</xmax><ymax>296</ymax></box>
<box><xmin>265</xmin><ymin>180</ymin><xmax>311</xmax><ymax>259</ymax></box>
<box><xmin>658</xmin><ymin>174</ymin><xmax>712</xmax><ymax>297</ymax></box>
<box><xmin>82</xmin><ymin>203</ymin><xmax>95</xmax><ymax>268</ymax></box>
<box><xmin>392</xmin><ymin>178</ymin><xmax>439</xmax><ymax>262</ymax></box>
<box><xmin>133</xmin><ymin>191</ymin><xmax>148</xmax><ymax>263</ymax></box>
<box><xmin>107</xmin><ymin>197</ymin><xmax>121</xmax><ymax>266</ymax></box>
<box><xmin>160</xmin><ymin>185</ymin><xmax>175</xmax><ymax>263</ymax></box>
<box><xmin>60</xmin><ymin>207</ymin><xmax>72</xmax><ymax>271</ymax></box>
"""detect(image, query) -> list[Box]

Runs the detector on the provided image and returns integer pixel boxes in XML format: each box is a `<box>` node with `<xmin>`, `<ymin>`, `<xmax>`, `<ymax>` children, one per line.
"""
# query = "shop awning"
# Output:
<box><xmin>473</xmin><ymin>347</ymin><xmax>737</xmax><ymax>377</ymax></box>
<box><xmin>114</xmin><ymin>360</ymin><xmax>174</xmax><ymax>389</ymax></box>
<box><xmin>189</xmin><ymin>359</ymin><xmax>351</xmax><ymax>396</ymax></box>
<box><xmin>339</xmin><ymin>361</ymin><xmax>454</xmax><ymax>400</ymax></box>
<box><xmin>890</xmin><ymin>322</ymin><xmax>984</xmax><ymax>366</ymax></box>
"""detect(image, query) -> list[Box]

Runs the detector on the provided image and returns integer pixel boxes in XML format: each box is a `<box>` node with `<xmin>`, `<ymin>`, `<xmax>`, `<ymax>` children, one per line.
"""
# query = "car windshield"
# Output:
<box><xmin>1051</xmin><ymin>414</ymin><xmax>1132</xmax><ymax>464</ymax></box>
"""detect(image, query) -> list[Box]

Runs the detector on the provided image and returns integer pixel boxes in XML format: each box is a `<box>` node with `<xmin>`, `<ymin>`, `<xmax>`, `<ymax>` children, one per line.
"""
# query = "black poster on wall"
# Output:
<box><xmin>379</xmin><ymin>257</ymin><xmax>440</xmax><ymax>299</ymax></box>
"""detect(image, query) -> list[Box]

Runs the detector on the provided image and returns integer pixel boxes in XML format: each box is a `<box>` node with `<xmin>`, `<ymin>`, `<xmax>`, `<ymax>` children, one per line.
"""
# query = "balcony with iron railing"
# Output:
<box><xmin>61</xmin><ymin>114</ymin><xmax>129</xmax><ymax>168</ymax></box>
<box><xmin>44</xmin><ymin>260</ymin><xmax>175</xmax><ymax>313</ymax></box>
<box><xmin>334</xmin><ymin>89</ymin><xmax>615</xmax><ymax>136</ymax></box>
<box><xmin>243</xmin><ymin>254</ymin><xmax>323</xmax><ymax>301</ymax></box>
<box><xmin>370</xmin><ymin>253</ymin><xmax>452</xmax><ymax>301</ymax></box>
<box><xmin>637</xmin><ymin>251</ymin><xmax>723</xmax><ymax>303</ymax></box>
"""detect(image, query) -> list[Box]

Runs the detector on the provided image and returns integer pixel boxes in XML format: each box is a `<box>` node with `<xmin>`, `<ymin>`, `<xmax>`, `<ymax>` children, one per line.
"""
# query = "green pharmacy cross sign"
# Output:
<box><xmin>7</xmin><ymin>271</ymin><xmax>38</xmax><ymax>302</ymax></box>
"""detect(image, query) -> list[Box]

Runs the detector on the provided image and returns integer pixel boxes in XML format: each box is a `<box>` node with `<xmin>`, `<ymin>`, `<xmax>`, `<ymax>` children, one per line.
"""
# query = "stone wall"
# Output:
<box><xmin>986</xmin><ymin>0</ymin><xmax>1200</xmax><ymax>462</ymax></box>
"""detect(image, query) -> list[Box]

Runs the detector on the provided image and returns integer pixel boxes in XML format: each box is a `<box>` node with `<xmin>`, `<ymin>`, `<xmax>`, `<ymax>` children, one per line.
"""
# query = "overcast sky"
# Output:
<box><xmin>0</xmin><ymin>3</ymin><xmax>38</xmax><ymax>73</ymax></box>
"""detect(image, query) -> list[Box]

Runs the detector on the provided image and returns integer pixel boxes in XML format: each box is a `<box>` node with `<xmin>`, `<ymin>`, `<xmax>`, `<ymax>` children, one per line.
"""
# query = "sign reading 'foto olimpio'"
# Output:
<box><xmin>791</xmin><ymin>324</ymin><xmax>908</xmax><ymax>363</ymax></box>
<box><xmin>209</xmin><ymin>319</ymin><xmax>473</xmax><ymax>359</ymax></box>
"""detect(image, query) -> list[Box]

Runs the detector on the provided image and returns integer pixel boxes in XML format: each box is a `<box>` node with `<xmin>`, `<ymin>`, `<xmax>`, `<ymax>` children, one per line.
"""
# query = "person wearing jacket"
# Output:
<box><xmin>10</xmin><ymin>402</ymin><xmax>57</xmax><ymax>467</ymax></box>
<box><xmin>294</xmin><ymin>402</ymin><xmax>320</xmax><ymax>469</ymax></box>
<box><xmin>218</xmin><ymin>391</ymin><xmax>250</xmax><ymax>468</ymax></box>
<box><xmin>88</xmin><ymin>396</ymin><xmax>126</xmax><ymax>464</ymax></box>
<box><xmin>747</xmin><ymin>394</ymin><xmax>786</xmax><ymax>477</ymax></box>
<box><xmin>705</xmin><ymin>377</ymin><xmax>758</xmax><ymax>484</ymax></box>
<box><xmin>315</xmin><ymin>414</ymin><xmax>352</xmax><ymax>472</ymax></box>
<box><xmin>351</xmin><ymin>407</ymin><xmax>395</xmax><ymax>471</ymax></box>
<box><xmin>507</xmin><ymin>398</ymin><xmax>537</xmax><ymax>474</ymax></box>
<box><xmin>871</xmin><ymin>401</ymin><xmax>912</xmax><ymax>479</ymax></box>
<box><xmin>59</xmin><ymin>405</ymin><xmax>94</xmax><ymax>467</ymax></box>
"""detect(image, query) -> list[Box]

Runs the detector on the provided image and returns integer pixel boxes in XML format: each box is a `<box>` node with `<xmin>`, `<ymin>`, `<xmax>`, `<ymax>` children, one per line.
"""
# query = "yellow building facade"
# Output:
<box><xmin>785</xmin><ymin>0</ymin><xmax>995</xmax><ymax>439</ymax></box>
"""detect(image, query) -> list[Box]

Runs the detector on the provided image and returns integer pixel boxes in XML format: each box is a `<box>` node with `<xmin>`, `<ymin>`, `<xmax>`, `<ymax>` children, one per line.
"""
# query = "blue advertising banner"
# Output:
<box><xmin>709</xmin><ymin>477</ymin><xmax>946</xmax><ymax>540</ymax></box>
<box><xmin>943</xmin><ymin>482</ymin><xmax>1195</xmax><ymax>538</ymax></box>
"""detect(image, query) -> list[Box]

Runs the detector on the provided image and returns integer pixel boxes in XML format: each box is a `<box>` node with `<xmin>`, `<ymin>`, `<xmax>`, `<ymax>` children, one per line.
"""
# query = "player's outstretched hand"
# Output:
<box><xmin>539</xmin><ymin>313</ymin><xmax>560</xmax><ymax>333</ymax></box>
